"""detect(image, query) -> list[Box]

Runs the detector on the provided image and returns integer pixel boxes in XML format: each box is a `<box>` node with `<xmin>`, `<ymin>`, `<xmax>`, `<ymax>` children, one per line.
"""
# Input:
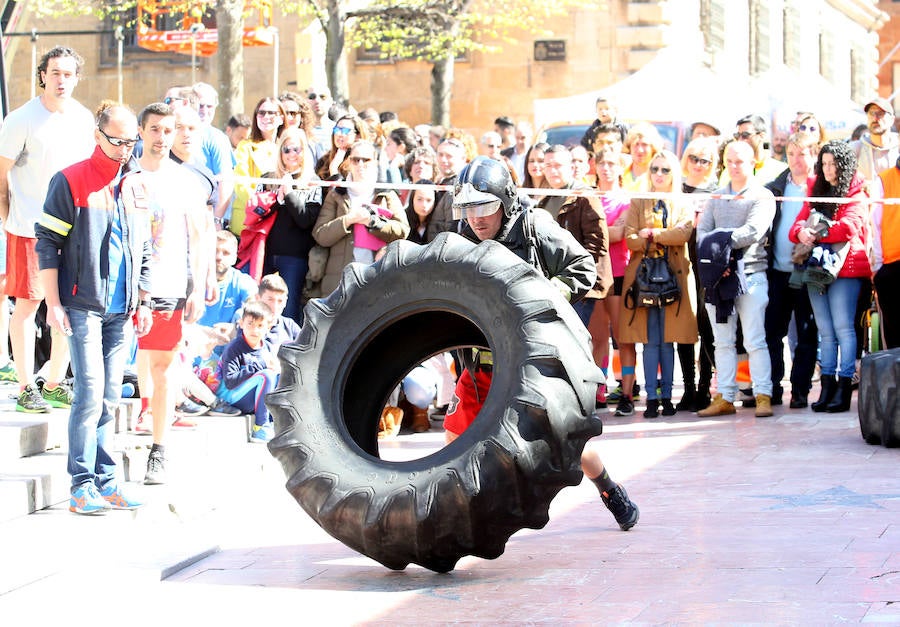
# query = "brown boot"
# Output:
<box><xmin>410</xmin><ymin>406</ymin><xmax>431</xmax><ymax>433</ymax></box>
<box><xmin>697</xmin><ymin>393</ymin><xmax>736</xmax><ymax>417</ymax></box>
<box><xmin>755</xmin><ymin>394</ymin><xmax>773</xmax><ymax>417</ymax></box>
<box><xmin>378</xmin><ymin>406</ymin><xmax>402</xmax><ymax>439</ymax></box>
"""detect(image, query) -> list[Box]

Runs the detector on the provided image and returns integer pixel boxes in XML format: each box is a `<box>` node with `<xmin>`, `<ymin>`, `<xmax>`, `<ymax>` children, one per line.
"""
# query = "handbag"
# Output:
<box><xmin>629</xmin><ymin>243</ymin><xmax>681</xmax><ymax>308</ymax></box>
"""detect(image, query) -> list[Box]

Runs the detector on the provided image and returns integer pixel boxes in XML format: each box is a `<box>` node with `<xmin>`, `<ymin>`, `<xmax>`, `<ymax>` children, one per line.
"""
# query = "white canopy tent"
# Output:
<box><xmin>533</xmin><ymin>47</ymin><xmax>864</xmax><ymax>138</ymax></box>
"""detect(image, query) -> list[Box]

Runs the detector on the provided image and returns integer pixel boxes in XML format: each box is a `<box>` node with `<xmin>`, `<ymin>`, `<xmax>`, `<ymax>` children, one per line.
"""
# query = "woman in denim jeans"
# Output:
<box><xmin>620</xmin><ymin>151</ymin><xmax>697</xmax><ymax>418</ymax></box>
<box><xmin>789</xmin><ymin>141</ymin><xmax>871</xmax><ymax>413</ymax></box>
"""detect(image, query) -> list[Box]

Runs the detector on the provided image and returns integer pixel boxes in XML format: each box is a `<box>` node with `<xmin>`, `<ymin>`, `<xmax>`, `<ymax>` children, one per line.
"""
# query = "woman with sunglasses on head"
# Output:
<box><xmin>674</xmin><ymin>137</ymin><xmax>721</xmax><ymax>411</ymax></box>
<box><xmin>619</xmin><ymin>150</ymin><xmax>697</xmax><ymax>418</ymax></box>
<box><xmin>313</xmin><ymin>140</ymin><xmax>409</xmax><ymax>296</ymax></box>
<box><xmin>231</xmin><ymin>97</ymin><xmax>286</xmax><ymax>235</ymax></box>
<box><xmin>314</xmin><ymin>113</ymin><xmax>371</xmax><ymax>181</ymax></box>
<box><xmin>255</xmin><ymin>127</ymin><xmax>322</xmax><ymax>323</ymax></box>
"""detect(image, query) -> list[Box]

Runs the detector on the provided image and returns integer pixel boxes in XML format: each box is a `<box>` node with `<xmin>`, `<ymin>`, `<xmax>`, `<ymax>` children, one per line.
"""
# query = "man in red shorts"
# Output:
<box><xmin>444</xmin><ymin>156</ymin><xmax>639</xmax><ymax>531</ymax></box>
<box><xmin>133</xmin><ymin>103</ymin><xmax>211</xmax><ymax>485</ymax></box>
<box><xmin>0</xmin><ymin>46</ymin><xmax>95</xmax><ymax>412</ymax></box>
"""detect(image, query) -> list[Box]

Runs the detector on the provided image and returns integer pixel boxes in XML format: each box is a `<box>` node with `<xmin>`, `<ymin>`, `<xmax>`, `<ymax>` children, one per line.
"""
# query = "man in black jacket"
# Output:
<box><xmin>763</xmin><ymin>133</ymin><xmax>819</xmax><ymax>408</ymax></box>
<box><xmin>36</xmin><ymin>104</ymin><xmax>152</xmax><ymax>514</ymax></box>
<box><xmin>446</xmin><ymin>156</ymin><xmax>639</xmax><ymax>531</ymax></box>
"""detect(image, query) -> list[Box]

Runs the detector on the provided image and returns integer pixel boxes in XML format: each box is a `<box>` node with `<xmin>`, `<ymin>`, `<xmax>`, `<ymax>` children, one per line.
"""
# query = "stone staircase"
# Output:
<box><xmin>0</xmin><ymin>381</ymin><xmax>256</xmax><ymax>522</ymax></box>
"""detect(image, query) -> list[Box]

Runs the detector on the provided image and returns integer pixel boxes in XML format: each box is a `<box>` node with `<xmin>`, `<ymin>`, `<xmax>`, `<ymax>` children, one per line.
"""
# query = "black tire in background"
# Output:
<box><xmin>267</xmin><ymin>233</ymin><xmax>604</xmax><ymax>572</ymax></box>
<box><xmin>858</xmin><ymin>347</ymin><xmax>900</xmax><ymax>447</ymax></box>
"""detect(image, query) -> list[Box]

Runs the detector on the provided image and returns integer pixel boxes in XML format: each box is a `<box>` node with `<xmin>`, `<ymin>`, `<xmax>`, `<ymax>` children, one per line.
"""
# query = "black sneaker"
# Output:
<box><xmin>144</xmin><ymin>451</ymin><xmax>166</xmax><ymax>485</ymax></box>
<box><xmin>661</xmin><ymin>399</ymin><xmax>677</xmax><ymax>416</ymax></box>
<box><xmin>602</xmin><ymin>484</ymin><xmax>639</xmax><ymax>531</ymax></box>
<box><xmin>614</xmin><ymin>397</ymin><xmax>635</xmax><ymax>416</ymax></box>
<box><xmin>643</xmin><ymin>399</ymin><xmax>659</xmax><ymax>418</ymax></box>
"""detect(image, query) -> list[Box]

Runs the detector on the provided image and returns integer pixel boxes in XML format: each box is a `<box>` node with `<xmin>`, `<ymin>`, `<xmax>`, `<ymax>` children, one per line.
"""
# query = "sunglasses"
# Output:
<box><xmin>649</xmin><ymin>166</ymin><xmax>671</xmax><ymax>175</ymax></box>
<box><xmin>733</xmin><ymin>131</ymin><xmax>757</xmax><ymax>140</ymax></box>
<box><xmin>350</xmin><ymin>156</ymin><xmax>374</xmax><ymax>165</ymax></box>
<box><xmin>333</xmin><ymin>126</ymin><xmax>355</xmax><ymax>135</ymax></box>
<box><xmin>798</xmin><ymin>124</ymin><xmax>817</xmax><ymax>133</ymax></box>
<box><xmin>688</xmin><ymin>154</ymin><xmax>712</xmax><ymax>166</ymax></box>
<box><xmin>282</xmin><ymin>146</ymin><xmax>302</xmax><ymax>155</ymax></box>
<box><xmin>284</xmin><ymin>110</ymin><xmax>300</xmax><ymax>118</ymax></box>
<box><xmin>98</xmin><ymin>127</ymin><xmax>138</xmax><ymax>147</ymax></box>
<box><xmin>257</xmin><ymin>109</ymin><xmax>281</xmax><ymax>118</ymax></box>
<box><xmin>308</xmin><ymin>93</ymin><xmax>329</xmax><ymax>100</ymax></box>
<box><xmin>163</xmin><ymin>96</ymin><xmax>186</xmax><ymax>105</ymax></box>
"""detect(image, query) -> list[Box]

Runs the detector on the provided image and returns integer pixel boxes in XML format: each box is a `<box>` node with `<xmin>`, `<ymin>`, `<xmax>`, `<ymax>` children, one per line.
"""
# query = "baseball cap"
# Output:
<box><xmin>864</xmin><ymin>97</ymin><xmax>893</xmax><ymax>115</ymax></box>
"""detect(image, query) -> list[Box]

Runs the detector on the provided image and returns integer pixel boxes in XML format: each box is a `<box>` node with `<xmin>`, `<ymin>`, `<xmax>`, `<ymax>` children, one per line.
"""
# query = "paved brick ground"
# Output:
<box><xmin>1</xmin><ymin>394</ymin><xmax>899</xmax><ymax>624</ymax></box>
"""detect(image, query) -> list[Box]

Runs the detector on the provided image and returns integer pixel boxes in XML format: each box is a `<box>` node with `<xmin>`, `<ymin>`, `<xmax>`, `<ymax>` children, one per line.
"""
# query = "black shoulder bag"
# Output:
<box><xmin>624</xmin><ymin>201</ymin><xmax>681</xmax><ymax>311</ymax></box>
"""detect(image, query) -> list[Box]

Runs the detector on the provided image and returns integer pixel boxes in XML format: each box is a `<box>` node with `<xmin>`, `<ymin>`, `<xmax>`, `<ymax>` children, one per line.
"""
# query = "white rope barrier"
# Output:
<box><xmin>232</xmin><ymin>174</ymin><xmax>900</xmax><ymax>206</ymax></box>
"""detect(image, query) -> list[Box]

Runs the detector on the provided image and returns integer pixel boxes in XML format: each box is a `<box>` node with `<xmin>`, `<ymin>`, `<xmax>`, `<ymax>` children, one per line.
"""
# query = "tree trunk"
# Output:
<box><xmin>430</xmin><ymin>54</ymin><xmax>454</xmax><ymax>127</ymax></box>
<box><xmin>324</xmin><ymin>1</ymin><xmax>349</xmax><ymax>106</ymax></box>
<box><xmin>216</xmin><ymin>0</ymin><xmax>244</xmax><ymax>124</ymax></box>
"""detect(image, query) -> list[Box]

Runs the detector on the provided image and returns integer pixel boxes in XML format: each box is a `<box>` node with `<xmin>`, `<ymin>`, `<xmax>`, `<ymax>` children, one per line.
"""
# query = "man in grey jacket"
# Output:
<box><xmin>696</xmin><ymin>140</ymin><xmax>776</xmax><ymax>418</ymax></box>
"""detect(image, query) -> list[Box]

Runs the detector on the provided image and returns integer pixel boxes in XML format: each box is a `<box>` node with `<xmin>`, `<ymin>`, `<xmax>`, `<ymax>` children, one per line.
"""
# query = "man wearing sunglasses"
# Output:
<box><xmin>36</xmin><ymin>104</ymin><xmax>151</xmax><ymax>513</ymax></box>
<box><xmin>305</xmin><ymin>85</ymin><xmax>334</xmax><ymax>149</ymax></box>
<box><xmin>720</xmin><ymin>114</ymin><xmax>786</xmax><ymax>187</ymax></box>
<box><xmin>0</xmin><ymin>46</ymin><xmax>95</xmax><ymax>413</ymax></box>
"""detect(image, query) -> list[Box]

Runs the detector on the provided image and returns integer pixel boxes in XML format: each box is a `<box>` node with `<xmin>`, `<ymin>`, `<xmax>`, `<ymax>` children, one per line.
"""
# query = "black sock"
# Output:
<box><xmin>590</xmin><ymin>468</ymin><xmax>616</xmax><ymax>495</ymax></box>
<box><xmin>150</xmin><ymin>443</ymin><xmax>165</xmax><ymax>456</ymax></box>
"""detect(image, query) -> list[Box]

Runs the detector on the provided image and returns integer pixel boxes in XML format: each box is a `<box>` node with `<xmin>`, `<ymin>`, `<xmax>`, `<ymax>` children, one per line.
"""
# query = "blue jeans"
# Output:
<box><xmin>572</xmin><ymin>298</ymin><xmax>596</xmax><ymax>328</ymax></box>
<box><xmin>706</xmin><ymin>271</ymin><xmax>772</xmax><ymax>401</ymax></box>
<box><xmin>269</xmin><ymin>255</ymin><xmax>308</xmax><ymax>324</ymax></box>
<box><xmin>66</xmin><ymin>308</ymin><xmax>131</xmax><ymax>491</ymax></box>
<box><xmin>808</xmin><ymin>277</ymin><xmax>861</xmax><ymax>378</ymax></box>
<box><xmin>218</xmin><ymin>369</ymin><xmax>278</xmax><ymax>426</ymax></box>
<box><xmin>643</xmin><ymin>306</ymin><xmax>674</xmax><ymax>400</ymax></box>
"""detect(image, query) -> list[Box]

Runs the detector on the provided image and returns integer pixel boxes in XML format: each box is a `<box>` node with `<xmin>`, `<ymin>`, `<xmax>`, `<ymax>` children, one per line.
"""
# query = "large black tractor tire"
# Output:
<box><xmin>267</xmin><ymin>233</ymin><xmax>604</xmax><ymax>572</ymax></box>
<box><xmin>858</xmin><ymin>347</ymin><xmax>900</xmax><ymax>447</ymax></box>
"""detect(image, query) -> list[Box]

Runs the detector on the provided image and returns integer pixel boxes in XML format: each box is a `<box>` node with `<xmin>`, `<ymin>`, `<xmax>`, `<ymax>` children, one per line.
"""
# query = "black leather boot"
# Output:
<box><xmin>811</xmin><ymin>375</ymin><xmax>836</xmax><ymax>412</ymax></box>
<box><xmin>676</xmin><ymin>385</ymin><xmax>696</xmax><ymax>412</ymax></box>
<box><xmin>826</xmin><ymin>376</ymin><xmax>853</xmax><ymax>413</ymax></box>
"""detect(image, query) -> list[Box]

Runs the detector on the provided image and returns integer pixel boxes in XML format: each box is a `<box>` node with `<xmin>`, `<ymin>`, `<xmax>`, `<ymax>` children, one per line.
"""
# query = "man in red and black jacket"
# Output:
<box><xmin>36</xmin><ymin>104</ymin><xmax>153</xmax><ymax>515</ymax></box>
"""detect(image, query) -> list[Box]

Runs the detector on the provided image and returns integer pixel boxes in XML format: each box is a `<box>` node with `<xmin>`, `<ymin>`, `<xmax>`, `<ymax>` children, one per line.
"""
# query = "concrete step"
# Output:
<box><xmin>0</xmin><ymin>400</ymin><xmax>252</xmax><ymax>521</ymax></box>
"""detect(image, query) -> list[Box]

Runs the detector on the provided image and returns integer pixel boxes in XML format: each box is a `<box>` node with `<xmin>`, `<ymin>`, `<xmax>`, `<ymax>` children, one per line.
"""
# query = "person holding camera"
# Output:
<box><xmin>312</xmin><ymin>140</ymin><xmax>408</xmax><ymax>297</ymax></box>
<box><xmin>620</xmin><ymin>150</ymin><xmax>697</xmax><ymax>418</ymax></box>
<box><xmin>788</xmin><ymin>141</ymin><xmax>870</xmax><ymax>413</ymax></box>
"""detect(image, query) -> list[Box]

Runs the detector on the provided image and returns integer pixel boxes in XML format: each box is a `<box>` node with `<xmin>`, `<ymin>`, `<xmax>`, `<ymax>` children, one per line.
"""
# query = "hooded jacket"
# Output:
<box><xmin>460</xmin><ymin>197</ymin><xmax>596</xmax><ymax>303</ymax></box>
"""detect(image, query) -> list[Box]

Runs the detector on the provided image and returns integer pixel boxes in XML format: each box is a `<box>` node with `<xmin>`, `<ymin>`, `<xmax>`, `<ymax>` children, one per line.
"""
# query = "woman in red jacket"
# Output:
<box><xmin>789</xmin><ymin>141</ymin><xmax>871</xmax><ymax>413</ymax></box>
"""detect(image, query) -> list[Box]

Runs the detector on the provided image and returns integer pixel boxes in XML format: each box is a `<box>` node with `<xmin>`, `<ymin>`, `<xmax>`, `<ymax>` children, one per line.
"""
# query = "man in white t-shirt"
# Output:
<box><xmin>133</xmin><ymin>103</ymin><xmax>209</xmax><ymax>486</ymax></box>
<box><xmin>0</xmin><ymin>46</ymin><xmax>95</xmax><ymax>413</ymax></box>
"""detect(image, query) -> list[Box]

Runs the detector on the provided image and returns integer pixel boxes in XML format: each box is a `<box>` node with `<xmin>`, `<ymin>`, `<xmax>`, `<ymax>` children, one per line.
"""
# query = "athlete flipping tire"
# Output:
<box><xmin>267</xmin><ymin>232</ymin><xmax>604</xmax><ymax>572</ymax></box>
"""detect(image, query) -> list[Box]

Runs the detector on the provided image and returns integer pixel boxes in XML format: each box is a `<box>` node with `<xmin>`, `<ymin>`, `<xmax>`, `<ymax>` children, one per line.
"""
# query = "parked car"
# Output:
<box><xmin>536</xmin><ymin>119</ymin><xmax>690</xmax><ymax>156</ymax></box>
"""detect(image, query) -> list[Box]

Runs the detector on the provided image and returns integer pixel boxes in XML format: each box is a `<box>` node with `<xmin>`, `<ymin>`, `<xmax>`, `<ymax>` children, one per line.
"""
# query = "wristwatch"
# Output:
<box><xmin>140</xmin><ymin>299</ymin><xmax>152</xmax><ymax>309</ymax></box>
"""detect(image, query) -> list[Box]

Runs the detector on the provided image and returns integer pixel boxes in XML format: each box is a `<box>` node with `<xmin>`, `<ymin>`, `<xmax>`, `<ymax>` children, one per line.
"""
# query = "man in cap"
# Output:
<box><xmin>851</xmin><ymin>97</ymin><xmax>900</xmax><ymax>183</ymax></box>
<box><xmin>444</xmin><ymin>155</ymin><xmax>639</xmax><ymax>531</ymax></box>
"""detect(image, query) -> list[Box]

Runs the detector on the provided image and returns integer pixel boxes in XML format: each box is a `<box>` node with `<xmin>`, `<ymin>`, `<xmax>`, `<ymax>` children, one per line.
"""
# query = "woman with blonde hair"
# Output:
<box><xmin>261</xmin><ymin>127</ymin><xmax>322</xmax><ymax>322</ymax></box>
<box><xmin>619</xmin><ymin>150</ymin><xmax>697</xmax><ymax>417</ymax></box>
<box><xmin>622</xmin><ymin>122</ymin><xmax>664</xmax><ymax>191</ymax></box>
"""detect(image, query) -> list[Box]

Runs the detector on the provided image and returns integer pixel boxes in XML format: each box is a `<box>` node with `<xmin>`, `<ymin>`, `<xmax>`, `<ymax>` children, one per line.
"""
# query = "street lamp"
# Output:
<box><xmin>189</xmin><ymin>22</ymin><xmax>205</xmax><ymax>85</ymax></box>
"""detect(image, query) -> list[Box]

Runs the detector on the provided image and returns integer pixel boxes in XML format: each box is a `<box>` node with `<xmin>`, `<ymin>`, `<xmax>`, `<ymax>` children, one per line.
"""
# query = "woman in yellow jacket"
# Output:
<box><xmin>619</xmin><ymin>150</ymin><xmax>698</xmax><ymax>418</ymax></box>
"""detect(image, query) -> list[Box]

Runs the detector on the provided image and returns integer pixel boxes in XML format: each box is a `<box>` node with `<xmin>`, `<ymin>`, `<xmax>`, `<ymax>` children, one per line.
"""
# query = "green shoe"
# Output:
<box><xmin>16</xmin><ymin>384</ymin><xmax>50</xmax><ymax>413</ymax></box>
<box><xmin>42</xmin><ymin>383</ymin><xmax>74</xmax><ymax>409</ymax></box>
<box><xmin>0</xmin><ymin>362</ymin><xmax>18</xmax><ymax>383</ymax></box>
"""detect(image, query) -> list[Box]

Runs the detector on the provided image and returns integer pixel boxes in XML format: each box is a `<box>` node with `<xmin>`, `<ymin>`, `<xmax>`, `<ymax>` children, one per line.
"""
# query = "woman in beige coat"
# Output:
<box><xmin>619</xmin><ymin>150</ymin><xmax>697</xmax><ymax>418</ymax></box>
<box><xmin>313</xmin><ymin>140</ymin><xmax>408</xmax><ymax>296</ymax></box>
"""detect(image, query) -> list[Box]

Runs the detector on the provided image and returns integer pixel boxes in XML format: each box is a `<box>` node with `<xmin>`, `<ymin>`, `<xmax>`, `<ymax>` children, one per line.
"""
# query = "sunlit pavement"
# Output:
<box><xmin>1</xmin><ymin>391</ymin><xmax>897</xmax><ymax>624</ymax></box>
